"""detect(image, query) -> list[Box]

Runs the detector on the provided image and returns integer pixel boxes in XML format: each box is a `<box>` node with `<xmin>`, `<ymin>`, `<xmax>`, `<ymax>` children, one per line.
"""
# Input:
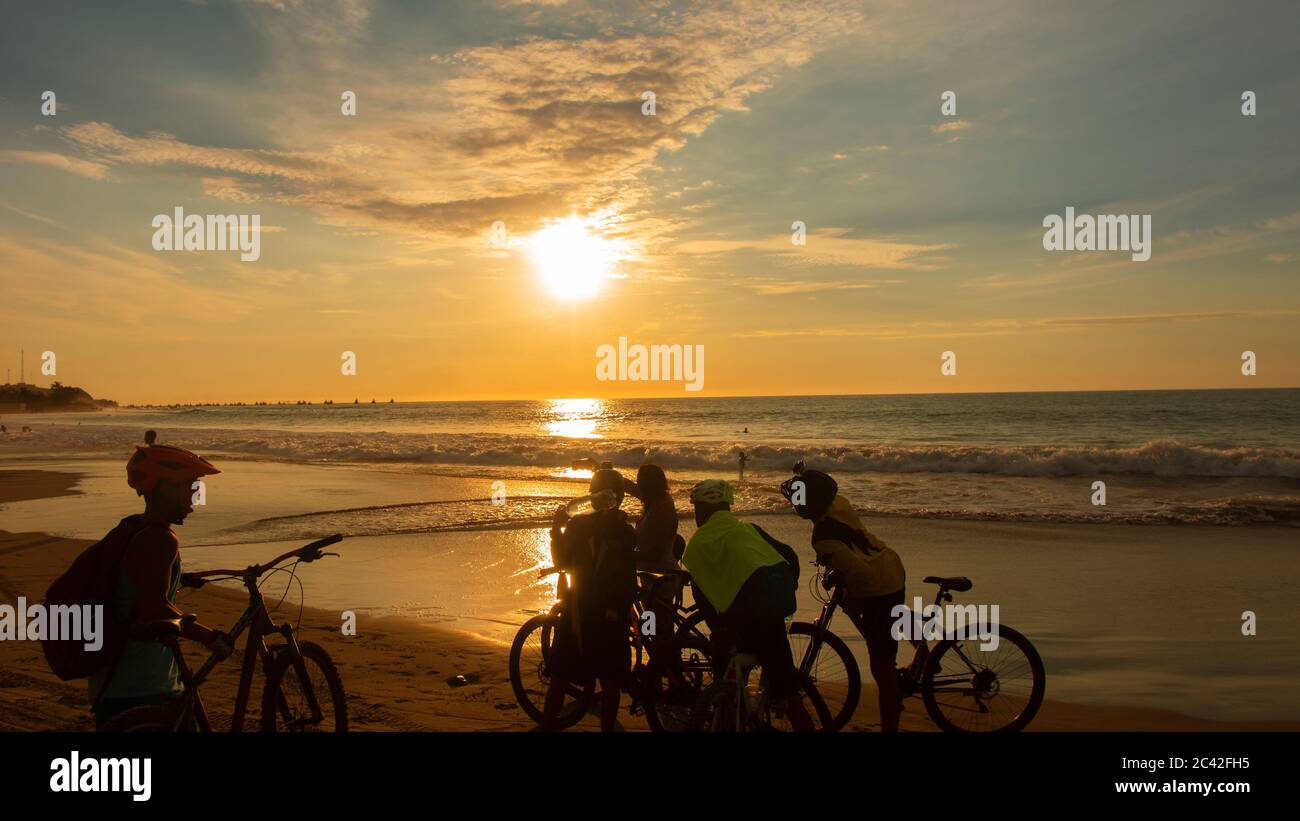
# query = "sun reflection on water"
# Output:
<box><xmin>543</xmin><ymin>397</ymin><xmax>607</xmax><ymax>439</ymax></box>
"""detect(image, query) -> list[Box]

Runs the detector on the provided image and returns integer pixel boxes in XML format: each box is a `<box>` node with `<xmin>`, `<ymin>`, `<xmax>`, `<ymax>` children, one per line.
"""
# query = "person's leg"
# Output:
<box><xmin>848</xmin><ymin>593</ymin><xmax>904</xmax><ymax>732</ymax></box>
<box><xmin>598</xmin><ymin>677</ymin><xmax>623</xmax><ymax>732</ymax></box>
<box><xmin>782</xmin><ymin>689</ymin><xmax>816</xmax><ymax>732</ymax></box>
<box><xmin>744</xmin><ymin>616</ymin><xmax>816</xmax><ymax>732</ymax></box>
<box><xmin>871</xmin><ymin>655</ymin><xmax>902</xmax><ymax>732</ymax></box>
<box><xmin>540</xmin><ymin>621</ymin><xmax>582</xmax><ymax>731</ymax></box>
<box><xmin>540</xmin><ymin>676</ymin><xmax>571</xmax><ymax>731</ymax></box>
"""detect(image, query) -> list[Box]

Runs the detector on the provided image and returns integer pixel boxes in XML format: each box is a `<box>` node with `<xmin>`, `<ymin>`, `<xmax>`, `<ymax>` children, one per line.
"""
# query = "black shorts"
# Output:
<box><xmin>844</xmin><ymin>589</ymin><xmax>905</xmax><ymax>662</ymax></box>
<box><xmin>548</xmin><ymin>609</ymin><xmax>631</xmax><ymax>684</ymax></box>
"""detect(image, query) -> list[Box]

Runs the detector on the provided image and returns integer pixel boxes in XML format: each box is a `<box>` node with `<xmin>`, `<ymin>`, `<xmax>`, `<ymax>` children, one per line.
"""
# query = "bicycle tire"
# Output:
<box><xmin>261</xmin><ymin>640</ymin><xmax>348</xmax><ymax>732</ymax></box>
<box><xmin>674</xmin><ymin>610</ymin><xmax>712</xmax><ymax>647</ymax></box>
<box><xmin>688</xmin><ymin>672</ymin><xmax>834</xmax><ymax>732</ymax></box>
<box><xmin>787</xmin><ymin>621</ymin><xmax>861</xmax><ymax>732</ymax></box>
<box><xmin>98</xmin><ymin>705</ymin><xmax>191</xmax><ymax>733</ymax></box>
<box><xmin>687</xmin><ymin>680</ymin><xmax>738</xmax><ymax>731</ymax></box>
<box><xmin>920</xmin><ymin>623</ymin><xmax>1045</xmax><ymax>733</ymax></box>
<box><xmin>640</xmin><ymin>633</ymin><xmax>713</xmax><ymax>732</ymax></box>
<box><xmin>508</xmin><ymin>612</ymin><xmax>593</xmax><ymax>729</ymax></box>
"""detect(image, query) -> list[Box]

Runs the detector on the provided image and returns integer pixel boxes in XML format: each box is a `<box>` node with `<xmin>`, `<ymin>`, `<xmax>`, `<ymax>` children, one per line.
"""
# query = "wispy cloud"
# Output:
<box><xmin>679</xmin><ymin>227</ymin><xmax>952</xmax><ymax>270</ymax></box>
<box><xmin>0</xmin><ymin>149</ymin><xmax>112</xmax><ymax>180</ymax></box>
<box><xmin>24</xmin><ymin>1</ymin><xmax>864</xmax><ymax>248</ymax></box>
<box><xmin>747</xmin><ymin>278</ymin><xmax>902</xmax><ymax>296</ymax></box>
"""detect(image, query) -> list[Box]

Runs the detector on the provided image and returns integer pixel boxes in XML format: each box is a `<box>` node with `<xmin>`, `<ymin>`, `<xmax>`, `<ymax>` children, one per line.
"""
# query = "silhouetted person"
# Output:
<box><xmin>90</xmin><ymin>441</ymin><xmax>231</xmax><ymax>729</ymax></box>
<box><xmin>683</xmin><ymin>479</ymin><xmax>814</xmax><ymax>731</ymax></box>
<box><xmin>541</xmin><ymin>468</ymin><xmax>637</xmax><ymax>732</ymax></box>
<box><xmin>781</xmin><ymin>469</ymin><xmax>906</xmax><ymax>732</ymax></box>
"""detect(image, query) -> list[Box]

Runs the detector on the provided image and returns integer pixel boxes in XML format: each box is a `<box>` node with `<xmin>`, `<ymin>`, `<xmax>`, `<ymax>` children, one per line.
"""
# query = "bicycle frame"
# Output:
<box><xmin>795</xmin><ymin>575</ymin><xmax>943</xmax><ymax>688</ymax></box>
<box><xmin>798</xmin><ymin>571</ymin><xmax>1015</xmax><ymax>706</ymax></box>
<box><xmin>167</xmin><ymin>568</ymin><xmax>323</xmax><ymax>732</ymax></box>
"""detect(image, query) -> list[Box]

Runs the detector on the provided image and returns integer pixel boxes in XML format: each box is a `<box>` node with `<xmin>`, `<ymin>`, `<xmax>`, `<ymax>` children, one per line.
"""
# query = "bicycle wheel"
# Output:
<box><xmin>674</xmin><ymin>610</ymin><xmax>712</xmax><ymax>647</ymax></box>
<box><xmin>753</xmin><ymin>672</ymin><xmax>835</xmax><ymax>733</ymax></box>
<box><xmin>688</xmin><ymin>681</ymin><xmax>739</xmax><ymax>732</ymax></box>
<box><xmin>688</xmin><ymin>672</ymin><xmax>834</xmax><ymax>732</ymax></box>
<box><xmin>787</xmin><ymin>622</ymin><xmax>861</xmax><ymax>732</ymax></box>
<box><xmin>99</xmin><ymin>705</ymin><xmax>191</xmax><ymax>733</ymax></box>
<box><xmin>508</xmin><ymin>612</ymin><xmax>593</xmax><ymax>729</ymax></box>
<box><xmin>261</xmin><ymin>640</ymin><xmax>348</xmax><ymax>732</ymax></box>
<box><xmin>920</xmin><ymin>623</ymin><xmax>1045</xmax><ymax>732</ymax></box>
<box><xmin>640</xmin><ymin>633</ymin><xmax>713</xmax><ymax>732</ymax></box>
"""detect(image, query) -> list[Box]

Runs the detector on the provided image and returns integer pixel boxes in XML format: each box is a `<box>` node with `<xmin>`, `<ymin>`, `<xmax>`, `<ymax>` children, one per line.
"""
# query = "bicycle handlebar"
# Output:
<box><xmin>182</xmin><ymin>534</ymin><xmax>344</xmax><ymax>586</ymax></box>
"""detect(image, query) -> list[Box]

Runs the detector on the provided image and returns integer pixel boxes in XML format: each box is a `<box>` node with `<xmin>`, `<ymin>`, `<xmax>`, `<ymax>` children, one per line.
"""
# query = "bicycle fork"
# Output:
<box><xmin>797</xmin><ymin>594</ymin><xmax>840</xmax><ymax>678</ymax></box>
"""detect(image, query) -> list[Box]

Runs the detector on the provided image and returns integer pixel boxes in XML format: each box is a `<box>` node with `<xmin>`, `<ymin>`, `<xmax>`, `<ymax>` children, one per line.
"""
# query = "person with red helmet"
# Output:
<box><xmin>89</xmin><ymin>437</ymin><xmax>232</xmax><ymax>729</ymax></box>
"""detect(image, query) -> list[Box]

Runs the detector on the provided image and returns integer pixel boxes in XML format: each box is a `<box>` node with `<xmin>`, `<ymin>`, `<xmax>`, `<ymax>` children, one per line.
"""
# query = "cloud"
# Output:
<box><xmin>678</xmin><ymin>227</ymin><xmax>952</xmax><ymax>270</ymax></box>
<box><xmin>932</xmin><ymin>119</ymin><xmax>971</xmax><ymax>134</ymax></box>
<box><xmin>17</xmin><ymin>1</ymin><xmax>864</xmax><ymax>249</ymax></box>
<box><xmin>747</xmin><ymin>278</ymin><xmax>901</xmax><ymax>296</ymax></box>
<box><xmin>0</xmin><ymin>149</ymin><xmax>111</xmax><ymax>180</ymax></box>
<box><xmin>734</xmin><ymin>310</ymin><xmax>1299</xmax><ymax>341</ymax></box>
<box><xmin>1033</xmin><ymin>310</ymin><xmax>1293</xmax><ymax>328</ymax></box>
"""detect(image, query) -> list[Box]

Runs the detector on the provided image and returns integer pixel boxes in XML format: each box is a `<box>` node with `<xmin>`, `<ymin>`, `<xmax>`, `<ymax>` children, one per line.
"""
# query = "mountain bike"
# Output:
<box><xmin>99</xmin><ymin>535</ymin><xmax>349</xmax><ymax>732</ymax></box>
<box><xmin>688</xmin><ymin>647</ymin><xmax>835</xmax><ymax>732</ymax></box>
<box><xmin>789</xmin><ymin>568</ymin><xmax>1045</xmax><ymax>732</ymax></box>
<box><xmin>508</xmin><ymin>567</ymin><xmax>712</xmax><ymax>731</ymax></box>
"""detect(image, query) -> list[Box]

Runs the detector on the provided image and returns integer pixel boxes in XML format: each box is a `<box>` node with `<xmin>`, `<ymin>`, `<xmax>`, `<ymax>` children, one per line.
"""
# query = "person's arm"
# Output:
<box><xmin>125</xmin><ymin>529</ymin><xmax>221</xmax><ymax>646</ymax></box>
<box><xmin>550</xmin><ymin>506</ymin><xmax>575</xmax><ymax>568</ymax></box>
<box><xmin>621</xmin><ymin>476</ymin><xmax>644</xmax><ymax>502</ymax></box>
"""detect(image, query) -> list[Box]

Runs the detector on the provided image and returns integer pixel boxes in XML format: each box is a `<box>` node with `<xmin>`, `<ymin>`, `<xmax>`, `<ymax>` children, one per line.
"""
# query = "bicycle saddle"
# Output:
<box><xmin>923</xmin><ymin>575</ymin><xmax>973</xmax><ymax>592</ymax></box>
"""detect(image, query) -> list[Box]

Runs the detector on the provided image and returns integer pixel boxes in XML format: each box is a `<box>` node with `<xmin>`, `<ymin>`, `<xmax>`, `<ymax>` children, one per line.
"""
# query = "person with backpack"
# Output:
<box><xmin>780</xmin><ymin>468</ymin><xmax>907</xmax><ymax>732</ymax></box>
<box><xmin>541</xmin><ymin>468</ymin><xmax>638</xmax><ymax>731</ymax></box>
<box><xmin>64</xmin><ymin>442</ymin><xmax>233</xmax><ymax>729</ymax></box>
<box><xmin>682</xmin><ymin>479</ymin><xmax>816</xmax><ymax>732</ymax></box>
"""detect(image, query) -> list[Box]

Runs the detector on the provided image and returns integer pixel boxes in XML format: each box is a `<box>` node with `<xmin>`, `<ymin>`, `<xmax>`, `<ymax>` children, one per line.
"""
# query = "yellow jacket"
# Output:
<box><xmin>812</xmin><ymin>496</ymin><xmax>904</xmax><ymax>598</ymax></box>
<box><xmin>683</xmin><ymin>510</ymin><xmax>786</xmax><ymax>613</ymax></box>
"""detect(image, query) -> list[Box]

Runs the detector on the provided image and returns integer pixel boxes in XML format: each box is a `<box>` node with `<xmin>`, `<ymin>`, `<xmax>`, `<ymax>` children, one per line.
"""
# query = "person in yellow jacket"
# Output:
<box><xmin>682</xmin><ymin>479</ymin><xmax>815</xmax><ymax>732</ymax></box>
<box><xmin>781</xmin><ymin>469</ymin><xmax>906</xmax><ymax>732</ymax></box>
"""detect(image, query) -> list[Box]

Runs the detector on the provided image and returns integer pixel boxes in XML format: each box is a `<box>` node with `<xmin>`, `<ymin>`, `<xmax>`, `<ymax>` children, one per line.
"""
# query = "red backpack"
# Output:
<box><xmin>40</xmin><ymin>515</ymin><xmax>165</xmax><ymax>681</ymax></box>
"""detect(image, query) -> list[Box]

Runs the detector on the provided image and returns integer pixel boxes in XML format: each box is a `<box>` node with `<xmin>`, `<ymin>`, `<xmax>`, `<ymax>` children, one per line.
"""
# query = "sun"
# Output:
<box><xmin>528</xmin><ymin>216</ymin><xmax>624</xmax><ymax>299</ymax></box>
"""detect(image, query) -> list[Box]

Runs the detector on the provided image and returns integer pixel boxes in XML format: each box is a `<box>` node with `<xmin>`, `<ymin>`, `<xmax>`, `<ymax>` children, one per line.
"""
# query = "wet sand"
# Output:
<box><xmin>2</xmin><ymin>470</ymin><xmax>1297</xmax><ymax>731</ymax></box>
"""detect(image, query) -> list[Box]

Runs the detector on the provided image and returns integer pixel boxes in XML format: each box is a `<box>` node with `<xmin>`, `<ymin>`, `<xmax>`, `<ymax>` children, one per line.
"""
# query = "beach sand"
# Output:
<box><xmin>3</xmin><ymin>468</ymin><xmax>1298</xmax><ymax>732</ymax></box>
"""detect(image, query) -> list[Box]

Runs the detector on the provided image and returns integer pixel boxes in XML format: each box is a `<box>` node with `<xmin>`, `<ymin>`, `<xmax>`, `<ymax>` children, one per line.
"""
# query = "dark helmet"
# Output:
<box><xmin>589</xmin><ymin>468</ymin><xmax>625</xmax><ymax>506</ymax></box>
<box><xmin>779</xmin><ymin>468</ymin><xmax>837</xmax><ymax>520</ymax></box>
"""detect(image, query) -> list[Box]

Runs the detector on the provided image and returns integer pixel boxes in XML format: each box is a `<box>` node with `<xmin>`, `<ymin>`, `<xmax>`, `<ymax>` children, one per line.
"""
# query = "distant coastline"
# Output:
<box><xmin>0</xmin><ymin>382</ymin><xmax>116</xmax><ymax>414</ymax></box>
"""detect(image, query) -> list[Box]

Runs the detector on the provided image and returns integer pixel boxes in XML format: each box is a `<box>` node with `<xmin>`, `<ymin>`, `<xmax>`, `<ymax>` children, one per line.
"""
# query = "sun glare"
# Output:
<box><xmin>528</xmin><ymin>216</ymin><xmax>624</xmax><ymax>299</ymax></box>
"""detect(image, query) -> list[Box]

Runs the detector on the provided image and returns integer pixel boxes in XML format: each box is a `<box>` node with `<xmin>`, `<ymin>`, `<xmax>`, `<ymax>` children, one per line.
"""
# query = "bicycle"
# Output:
<box><xmin>508</xmin><ymin>567</ymin><xmax>712</xmax><ymax>731</ymax></box>
<box><xmin>789</xmin><ymin>568</ymin><xmax>1046</xmax><ymax>732</ymax></box>
<box><xmin>687</xmin><ymin>646</ymin><xmax>835</xmax><ymax>732</ymax></box>
<box><xmin>99</xmin><ymin>535</ymin><xmax>349</xmax><ymax>732</ymax></box>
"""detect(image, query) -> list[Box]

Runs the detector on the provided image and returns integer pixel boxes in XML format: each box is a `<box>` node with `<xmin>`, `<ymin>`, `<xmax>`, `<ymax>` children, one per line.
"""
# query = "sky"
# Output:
<box><xmin>0</xmin><ymin>0</ymin><xmax>1297</xmax><ymax>403</ymax></box>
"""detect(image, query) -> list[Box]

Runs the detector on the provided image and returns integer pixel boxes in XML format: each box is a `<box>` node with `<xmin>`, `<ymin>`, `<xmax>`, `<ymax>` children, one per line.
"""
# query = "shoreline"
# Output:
<box><xmin>3</xmin><ymin>466</ymin><xmax>1299</xmax><ymax>731</ymax></box>
<box><xmin>3</xmin><ymin>525</ymin><xmax>1298</xmax><ymax>732</ymax></box>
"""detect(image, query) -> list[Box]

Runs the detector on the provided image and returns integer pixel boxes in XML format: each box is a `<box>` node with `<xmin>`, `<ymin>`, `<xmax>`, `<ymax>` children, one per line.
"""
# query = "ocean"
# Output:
<box><xmin>5</xmin><ymin>389</ymin><xmax>1299</xmax><ymax>719</ymax></box>
<box><xmin>4</xmin><ymin>389</ymin><xmax>1299</xmax><ymax>540</ymax></box>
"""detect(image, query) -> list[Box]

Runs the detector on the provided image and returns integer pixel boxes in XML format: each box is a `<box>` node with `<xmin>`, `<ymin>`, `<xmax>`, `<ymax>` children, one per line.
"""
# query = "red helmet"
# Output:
<box><xmin>126</xmin><ymin>444</ymin><xmax>220</xmax><ymax>495</ymax></box>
